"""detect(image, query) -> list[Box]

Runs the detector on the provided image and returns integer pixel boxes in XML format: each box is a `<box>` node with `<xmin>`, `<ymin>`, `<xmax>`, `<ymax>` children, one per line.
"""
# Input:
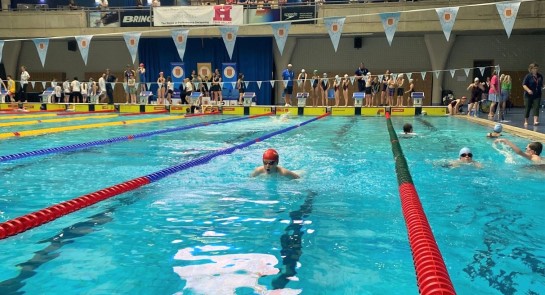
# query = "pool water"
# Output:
<box><xmin>0</xmin><ymin>114</ymin><xmax>543</xmax><ymax>295</ymax></box>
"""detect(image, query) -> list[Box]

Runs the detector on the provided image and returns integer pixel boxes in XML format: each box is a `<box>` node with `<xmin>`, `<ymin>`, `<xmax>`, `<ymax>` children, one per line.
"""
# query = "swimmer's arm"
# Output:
<box><xmin>496</xmin><ymin>138</ymin><xmax>530</xmax><ymax>160</ymax></box>
<box><xmin>278</xmin><ymin>167</ymin><xmax>300</xmax><ymax>179</ymax></box>
<box><xmin>250</xmin><ymin>167</ymin><xmax>265</xmax><ymax>177</ymax></box>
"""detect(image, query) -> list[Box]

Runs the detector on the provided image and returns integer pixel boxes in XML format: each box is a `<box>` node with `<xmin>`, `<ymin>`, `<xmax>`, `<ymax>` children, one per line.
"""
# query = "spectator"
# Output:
<box><xmin>98</xmin><ymin>0</ymin><xmax>108</xmax><ymax>10</ymax></box>
<box><xmin>522</xmin><ymin>63</ymin><xmax>543</xmax><ymax>126</ymax></box>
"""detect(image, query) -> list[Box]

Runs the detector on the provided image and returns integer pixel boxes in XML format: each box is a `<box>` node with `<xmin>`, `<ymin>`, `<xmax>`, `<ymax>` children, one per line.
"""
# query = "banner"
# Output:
<box><xmin>246</xmin><ymin>8</ymin><xmax>280</xmax><ymax>24</ymax></box>
<box><xmin>89</xmin><ymin>11</ymin><xmax>120</xmax><ymax>28</ymax></box>
<box><xmin>380</xmin><ymin>12</ymin><xmax>401</xmax><ymax>46</ymax></box>
<box><xmin>123</xmin><ymin>32</ymin><xmax>141</xmax><ymax>64</ymax></box>
<box><xmin>271</xmin><ymin>22</ymin><xmax>291</xmax><ymax>55</ymax></box>
<box><xmin>496</xmin><ymin>2</ymin><xmax>521</xmax><ymax>38</ymax></box>
<box><xmin>197</xmin><ymin>63</ymin><xmax>212</xmax><ymax>80</ymax></box>
<box><xmin>0</xmin><ymin>41</ymin><xmax>4</xmax><ymax>63</ymax></box>
<box><xmin>222</xmin><ymin>63</ymin><xmax>237</xmax><ymax>90</ymax></box>
<box><xmin>171</xmin><ymin>62</ymin><xmax>185</xmax><ymax>90</ymax></box>
<box><xmin>171</xmin><ymin>29</ymin><xmax>190</xmax><ymax>61</ymax></box>
<box><xmin>33</xmin><ymin>38</ymin><xmax>49</xmax><ymax>67</ymax></box>
<box><xmin>219</xmin><ymin>26</ymin><xmax>239</xmax><ymax>60</ymax></box>
<box><xmin>75</xmin><ymin>35</ymin><xmax>93</xmax><ymax>66</ymax></box>
<box><xmin>281</xmin><ymin>6</ymin><xmax>315</xmax><ymax>24</ymax></box>
<box><xmin>153</xmin><ymin>5</ymin><xmax>243</xmax><ymax>27</ymax></box>
<box><xmin>324</xmin><ymin>17</ymin><xmax>345</xmax><ymax>52</ymax></box>
<box><xmin>436</xmin><ymin>7</ymin><xmax>459</xmax><ymax>42</ymax></box>
<box><xmin>120</xmin><ymin>10</ymin><xmax>152</xmax><ymax>27</ymax></box>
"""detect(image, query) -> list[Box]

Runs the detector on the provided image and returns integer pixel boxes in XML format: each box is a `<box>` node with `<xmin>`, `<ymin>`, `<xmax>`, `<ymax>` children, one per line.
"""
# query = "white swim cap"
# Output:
<box><xmin>301</xmin><ymin>69</ymin><xmax>305</xmax><ymax>73</ymax></box>
<box><xmin>494</xmin><ymin>123</ymin><xmax>502</xmax><ymax>133</ymax></box>
<box><xmin>459</xmin><ymin>147</ymin><xmax>472</xmax><ymax>156</ymax></box>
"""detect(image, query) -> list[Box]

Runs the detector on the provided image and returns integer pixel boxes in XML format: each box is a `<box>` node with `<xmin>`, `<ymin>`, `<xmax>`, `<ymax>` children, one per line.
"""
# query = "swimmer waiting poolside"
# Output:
<box><xmin>251</xmin><ymin>149</ymin><xmax>300</xmax><ymax>179</ymax></box>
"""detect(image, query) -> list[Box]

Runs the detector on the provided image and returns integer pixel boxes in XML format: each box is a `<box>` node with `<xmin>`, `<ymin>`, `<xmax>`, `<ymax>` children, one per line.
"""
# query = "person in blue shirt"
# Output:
<box><xmin>282</xmin><ymin>64</ymin><xmax>295</xmax><ymax>106</ymax></box>
<box><xmin>355</xmin><ymin>62</ymin><xmax>369</xmax><ymax>92</ymax></box>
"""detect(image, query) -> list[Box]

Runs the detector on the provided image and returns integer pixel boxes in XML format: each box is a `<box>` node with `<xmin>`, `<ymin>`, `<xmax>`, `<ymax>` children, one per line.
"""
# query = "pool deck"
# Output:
<box><xmin>459</xmin><ymin>107</ymin><xmax>545</xmax><ymax>141</ymax></box>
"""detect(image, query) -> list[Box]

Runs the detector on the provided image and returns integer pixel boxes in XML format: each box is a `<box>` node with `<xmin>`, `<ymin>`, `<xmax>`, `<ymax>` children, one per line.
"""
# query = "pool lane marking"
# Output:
<box><xmin>0</xmin><ymin>113</ymin><xmax>59</xmax><ymax>120</ymax></box>
<box><xmin>0</xmin><ymin>114</ymin><xmax>120</xmax><ymax>127</ymax></box>
<box><xmin>0</xmin><ymin>112</ymin><xmax>273</xmax><ymax>162</ymax></box>
<box><xmin>384</xmin><ymin>111</ymin><xmax>456</xmax><ymax>295</ymax></box>
<box><xmin>0</xmin><ymin>112</ymin><xmax>329</xmax><ymax>240</ymax></box>
<box><xmin>0</xmin><ymin>114</ymin><xmax>199</xmax><ymax>139</ymax></box>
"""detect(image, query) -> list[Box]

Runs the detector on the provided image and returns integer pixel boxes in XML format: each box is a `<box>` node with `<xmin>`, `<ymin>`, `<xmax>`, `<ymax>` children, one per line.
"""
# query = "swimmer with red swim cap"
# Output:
<box><xmin>251</xmin><ymin>148</ymin><xmax>300</xmax><ymax>179</ymax></box>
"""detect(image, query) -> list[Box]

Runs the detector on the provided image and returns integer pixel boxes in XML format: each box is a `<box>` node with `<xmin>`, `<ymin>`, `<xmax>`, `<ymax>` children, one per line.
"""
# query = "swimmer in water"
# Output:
<box><xmin>495</xmin><ymin>139</ymin><xmax>543</xmax><ymax>163</ymax></box>
<box><xmin>251</xmin><ymin>148</ymin><xmax>300</xmax><ymax>179</ymax></box>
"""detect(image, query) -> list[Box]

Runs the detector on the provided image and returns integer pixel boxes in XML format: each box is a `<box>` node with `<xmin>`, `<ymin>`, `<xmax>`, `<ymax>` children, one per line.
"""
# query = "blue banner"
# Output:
<box><xmin>170</xmin><ymin>62</ymin><xmax>185</xmax><ymax>91</ymax></box>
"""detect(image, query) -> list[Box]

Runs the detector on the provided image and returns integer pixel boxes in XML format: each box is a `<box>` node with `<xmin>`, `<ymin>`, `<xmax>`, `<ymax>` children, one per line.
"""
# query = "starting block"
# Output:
<box><xmin>353</xmin><ymin>92</ymin><xmax>364</xmax><ymax>107</ymax></box>
<box><xmin>139</xmin><ymin>91</ymin><xmax>153</xmax><ymax>104</ymax></box>
<box><xmin>189</xmin><ymin>92</ymin><xmax>202</xmax><ymax>106</ymax></box>
<box><xmin>0</xmin><ymin>90</ymin><xmax>9</xmax><ymax>103</ymax></box>
<box><xmin>243</xmin><ymin>92</ymin><xmax>256</xmax><ymax>106</ymax></box>
<box><xmin>296</xmin><ymin>92</ymin><xmax>309</xmax><ymax>107</ymax></box>
<box><xmin>40</xmin><ymin>87</ymin><xmax>55</xmax><ymax>103</ymax></box>
<box><xmin>411</xmin><ymin>92</ymin><xmax>424</xmax><ymax>107</ymax></box>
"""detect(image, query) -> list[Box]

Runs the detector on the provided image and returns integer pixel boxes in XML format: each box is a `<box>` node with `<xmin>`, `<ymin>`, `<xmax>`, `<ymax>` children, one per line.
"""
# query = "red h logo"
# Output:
<box><xmin>213</xmin><ymin>5</ymin><xmax>232</xmax><ymax>22</ymax></box>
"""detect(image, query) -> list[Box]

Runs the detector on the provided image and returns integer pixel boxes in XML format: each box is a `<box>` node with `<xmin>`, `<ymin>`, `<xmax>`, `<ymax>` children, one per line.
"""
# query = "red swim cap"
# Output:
<box><xmin>263</xmin><ymin>149</ymin><xmax>279</xmax><ymax>162</ymax></box>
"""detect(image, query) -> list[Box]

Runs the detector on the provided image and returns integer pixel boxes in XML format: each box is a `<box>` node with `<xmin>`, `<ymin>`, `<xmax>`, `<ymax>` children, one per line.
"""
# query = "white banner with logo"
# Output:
<box><xmin>153</xmin><ymin>5</ymin><xmax>243</xmax><ymax>27</ymax></box>
<box><xmin>496</xmin><ymin>2</ymin><xmax>520</xmax><ymax>38</ymax></box>
<box><xmin>436</xmin><ymin>7</ymin><xmax>459</xmax><ymax>42</ymax></box>
<box><xmin>380</xmin><ymin>12</ymin><xmax>401</xmax><ymax>46</ymax></box>
<box><xmin>123</xmin><ymin>32</ymin><xmax>141</xmax><ymax>64</ymax></box>
<box><xmin>271</xmin><ymin>22</ymin><xmax>291</xmax><ymax>56</ymax></box>
<box><xmin>75</xmin><ymin>35</ymin><xmax>93</xmax><ymax>66</ymax></box>
<box><xmin>171</xmin><ymin>29</ymin><xmax>190</xmax><ymax>61</ymax></box>
<box><xmin>33</xmin><ymin>38</ymin><xmax>49</xmax><ymax>67</ymax></box>
<box><xmin>220</xmin><ymin>26</ymin><xmax>239</xmax><ymax>60</ymax></box>
<box><xmin>324</xmin><ymin>17</ymin><xmax>345</xmax><ymax>52</ymax></box>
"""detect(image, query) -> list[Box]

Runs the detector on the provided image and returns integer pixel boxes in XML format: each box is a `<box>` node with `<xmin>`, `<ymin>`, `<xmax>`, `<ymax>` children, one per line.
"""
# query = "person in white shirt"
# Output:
<box><xmin>63</xmin><ymin>79</ymin><xmax>71</xmax><ymax>103</ymax></box>
<box><xmin>19</xmin><ymin>66</ymin><xmax>30</xmax><ymax>101</ymax></box>
<box><xmin>98</xmin><ymin>73</ymin><xmax>108</xmax><ymax>103</ymax></box>
<box><xmin>184</xmin><ymin>77</ymin><xmax>194</xmax><ymax>104</ymax></box>
<box><xmin>70</xmin><ymin>77</ymin><xmax>83</xmax><ymax>103</ymax></box>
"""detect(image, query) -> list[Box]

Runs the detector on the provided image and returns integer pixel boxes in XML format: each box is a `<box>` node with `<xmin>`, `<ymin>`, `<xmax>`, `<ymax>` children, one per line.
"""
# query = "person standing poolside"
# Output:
<box><xmin>138</xmin><ymin>63</ymin><xmax>146</xmax><ymax>93</ymax></box>
<box><xmin>354</xmin><ymin>62</ymin><xmax>369</xmax><ymax>93</ymax></box>
<box><xmin>105</xmin><ymin>69</ymin><xmax>117</xmax><ymax>104</ymax></box>
<box><xmin>251</xmin><ymin>149</ymin><xmax>300</xmax><ymax>179</ymax></box>
<box><xmin>282</xmin><ymin>64</ymin><xmax>295</xmax><ymax>106</ymax></box>
<box><xmin>487</xmin><ymin>70</ymin><xmax>499</xmax><ymax>118</ymax></box>
<box><xmin>467</xmin><ymin>78</ymin><xmax>485</xmax><ymax>117</ymax></box>
<box><xmin>311</xmin><ymin>70</ymin><xmax>320</xmax><ymax>107</ymax></box>
<box><xmin>495</xmin><ymin>139</ymin><xmax>543</xmax><ymax>163</ymax></box>
<box><xmin>19</xmin><ymin>66</ymin><xmax>30</xmax><ymax>102</ymax></box>
<box><xmin>522</xmin><ymin>63</ymin><xmax>543</xmax><ymax>126</ymax></box>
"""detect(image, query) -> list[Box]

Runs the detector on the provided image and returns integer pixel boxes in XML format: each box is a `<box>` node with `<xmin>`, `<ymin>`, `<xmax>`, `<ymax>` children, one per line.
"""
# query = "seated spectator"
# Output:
<box><xmin>261</xmin><ymin>0</ymin><xmax>271</xmax><ymax>9</ymax></box>
<box><xmin>98</xmin><ymin>0</ymin><xmax>108</xmax><ymax>10</ymax></box>
<box><xmin>152</xmin><ymin>0</ymin><xmax>161</xmax><ymax>7</ymax></box>
<box><xmin>68</xmin><ymin>0</ymin><xmax>78</xmax><ymax>10</ymax></box>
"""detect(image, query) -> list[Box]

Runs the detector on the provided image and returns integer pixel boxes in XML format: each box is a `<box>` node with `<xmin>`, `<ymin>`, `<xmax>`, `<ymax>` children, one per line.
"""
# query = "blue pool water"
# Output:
<box><xmin>0</xmin><ymin>114</ymin><xmax>543</xmax><ymax>294</ymax></box>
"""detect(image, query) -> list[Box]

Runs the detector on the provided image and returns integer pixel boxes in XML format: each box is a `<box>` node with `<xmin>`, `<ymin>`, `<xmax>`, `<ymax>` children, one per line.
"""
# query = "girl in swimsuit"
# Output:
<box><xmin>320</xmin><ymin>73</ymin><xmax>329</xmax><ymax>107</ymax></box>
<box><xmin>311</xmin><ymin>70</ymin><xmax>319</xmax><ymax>107</ymax></box>
<box><xmin>342</xmin><ymin>74</ymin><xmax>350</xmax><ymax>107</ymax></box>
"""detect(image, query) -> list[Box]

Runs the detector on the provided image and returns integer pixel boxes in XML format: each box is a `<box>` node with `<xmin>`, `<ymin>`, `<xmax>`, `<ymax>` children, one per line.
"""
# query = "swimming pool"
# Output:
<box><xmin>0</xmin><ymin>113</ymin><xmax>543</xmax><ymax>294</ymax></box>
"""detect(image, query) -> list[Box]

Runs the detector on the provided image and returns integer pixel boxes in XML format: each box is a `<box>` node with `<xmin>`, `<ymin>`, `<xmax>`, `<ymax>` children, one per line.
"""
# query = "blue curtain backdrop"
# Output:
<box><xmin>139</xmin><ymin>37</ymin><xmax>273</xmax><ymax>105</ymax></box>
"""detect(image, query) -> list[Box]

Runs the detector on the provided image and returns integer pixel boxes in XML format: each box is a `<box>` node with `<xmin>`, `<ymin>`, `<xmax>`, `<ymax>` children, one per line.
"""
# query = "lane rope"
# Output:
<box><xmin>384</xmin><ymin>111</ymin><xmax>456</xmax><ymax>295</ymax></box>
<box><xmin>0</xmin><ymin>113</ymin><xmax>272</xmax><ymax>162</ymax></box>
<box><xmin>0</xmin><ymin>112</ymin><xmax>330</xmax><ymax>239</ymax></box>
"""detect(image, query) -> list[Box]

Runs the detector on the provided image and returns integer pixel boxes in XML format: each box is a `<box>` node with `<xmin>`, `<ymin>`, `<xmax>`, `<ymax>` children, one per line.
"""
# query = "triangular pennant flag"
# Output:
<box><xmin>495</xmin><ymin>65</ymin><xmax>501</xmax><ymax>75</ymax></box>
<box><xmin>31</xmin><ymin>81</ymin><xmax>36</xmax><ymax>88</ymax></box>
<box><xmin>496</xmin><ymin>2</ymin><xmax>521</xmax><ymax>38</ymax></box>
<box><xmin>392</xmin><ymin>73</ymin><xmax>398</xmax><ymax>80</ymax></box>
<box><xmin>0</xmin><ymin>41</ymin><xmax>4</xmax><ymax>63</ymax></box>
<box><xmin>350</xmin><ymin>76</ymin><xmax>356</xmax><ymax>85</ymax></box>
<box><xmin>478</xmin><ymin>67</ymin><xmax>485</xmax><ymax>76</ymax></box>
<box><xmin>219</xmin><ymin>82</ymin><xmax>224</xmax><ymax>88</ymax></box>
<box><xmin>336</xmin><ymin>77</ymin><xmax>341</xmax><ymax>84</ymax></box>
<box><xmin>194</xmin><ymin>82</ymin><xmax>200</xmax><ymax>89</ymax></box>
<box><xmin>380</xmin><ymin>12</ymin><xmax>401</xmax><ymax>46</ymax></box>
<box><xmin>435</xmin><ymin>7</ymin><xmax>459</xmax><ymax>41</ymax></box>
<box><xmin>219</xmin><ymin>26</ymin><xmax>239</xmax><ymax>60</ymax></box>
<box><xmin>123</xmin><ymin>32</ymin><xmax>141</xmax><ymax>64</ymax></box>
<box><xmin>231</xmin><ymin>81</ymin><xmax>236</xmax><ymax>88</ymax></box>
<box><xmin>271</xmin><ymin>22</ymin><xmax>291</xmax><ymax>55</ymax></box>
<box><xmin>464</xmin><ymin>68</ymin><xmax>470</xmax><ymax>77</ymax></box>
<box><xmin>244</xmin><ymin>81</ymin><xmax>249</xmax><ymax>88</ymax></box>
<box><xmin>282</xmin><ymin>80</ymin><xmax>288</xmax><ymax>88</ymax></box>
<box><xmin>110</xmin><ymin>82</ymin><xmax>116</xmax><ymax>89</ymax></box>
<box><xmin>450</xmin><ymin>69</ymin><xmax>456</xmax><ymax>78</ymax></box>
<box><xmin>324</xmin><ymin>17</ymin><xmax>346</xmax><ymax>52</ymax></box>
<box><xmin>406</xmin><ymin>73</ymin><xmax>412</xmax><ymax>80</ymax></box>
<box><xmin>33</xmin><ymin>38</ymin><xmax>50</xmax><ymax>67</ymax></box>
<box><xmin>41</xmin><ymin>81</ymin><xmax>46</xmax><ymax>89</ymax></box>
<box><xmin>378</xmin><ymin>75</ymin><xmax>383</xmax><ymax>82</ymax></box>
<box><xmin>75</xmin><ymin>35</ymin><xmax>93</xmax><ymax>66</ymax></box>
<box><xmin>420</xmin><ymin>72</ymin><xmax>427</xmax><ymax>80</ymax></box>
<box><xmin>171</xmin><ymin>29</ymin><xmax>189</xmax><ymax>61</ymax></box>
<box><xmin>310</xmin><ymin>78</ymin><xmax>316</xmax><ymax>87</ymax></box>
<box><xmin>297</xmin><ymin>79</ymin><xmax>302</xmax><ymax>87</ymax></box>
<box><xmin>147</xmin><ymin>83</ymin><xmax>152</xmax><ymax>90</ymax></box>
<box><xmin>257</xmin><ymin>81</ymin><xmax>262</xmax><ymax>89</ymax></box>
<box><xmin>270</xmin><ymin>80</ymin><xmax>275</xmax><ymax>88</ymax></box>
<box><xmin>206</xmin><ymin>82</ymin><xmax>212</xmax><ymax>89</ymax></box>
<box><xmin>434</xmin><ymin>71</ymin><xmax>441</xmax><ymax>78</ymax></box>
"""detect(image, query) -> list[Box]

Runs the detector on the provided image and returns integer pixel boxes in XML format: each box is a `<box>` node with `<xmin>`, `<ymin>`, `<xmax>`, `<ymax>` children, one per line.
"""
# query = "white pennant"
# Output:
<box><xmin>310</xmin><ymin>78</ymin><xmax>316</xmax><ymax>87</ymax></box>
<box><xmin>495</xmin><ymin>65</ymin><xmax>501</xmax><ymax>75</ymax></box>
<box><xmin>271</xmin><ymin>22</ymin><xmax>291</xmax><ymax>55</ymax></box>
<box><xmin>231</xmin><ymin>82</ymin><xmax>236</xmax><ymax>88</ymax></box>
<box><xmin>33</xmin><ymin>38</ymin><xmax>50</xmax><ymax>67</ymax></box>
<box><xmin>324</xmin><ymin>17</ymin><xmax>346</xmax><ymax>52</ymax></box>
<box><xmin>75</xmin><ymin>35</ymin><xmax>93</xmax><ymax>66</ymax></box>
<box><xmin>450</xmin><ymin>69</ymin><xmax>456</xmax><ymax>78</ymax></box>
<box><xmin>123</xmin><ymin>32</ymin><xmax>141</xmax><ymax>64</ymax></box>
<box><xmin>420</xmin><ymin>72</ymin><xmax>427</xmax><ymax>80</ymax></box>
<box><xmin>270</xmin><ymin>80</ymin><xmax>275</xmax><ymax>88</ymax></box>
<box><xmin>380</xmin><ymin>12</ymin><xmax>401</xmax><ymax>46</ymax></box>
<box><xmin>378</xmin><ymin>75</ymin><xmax>383</xmax><ymax>82</ymax></box>
<box><xmin>478</xmin><ymin>67</ymin><xmax>485</xmax><ymax>76</ymax></box>
<box><xmin>349</xmin><ymin>76</ymin><xmax>356</xmax><ymax>85</ymax></box>
<box><xmin>110</xmin><ymin>82</ymin><xmax>116</xmax><ymax>89</ymax></box>
<box><xmin>496</xmin><ymin>2</ymin><xmax>521</xmax><ymax>38</ymax></box>
<box><xmin>171</xmin><ymin>29</ymin><xmax>189</xmax><ymax>61</ymax></box>
<box><xmin>194</xmin><ymin>82</ymin><xmax>200</xmax><ymax>89</ymax></box>
<box><xmin>31</xmin><ymin>81</ymin><xmax>36</xmax><ymax>88</ymax></box>
<box><xmin>244</xmin><ymin>81</ymin><xmax>249</xmax><ymax>88</ymax></box>
<box><xmin>434</xmin><ymin>71</ymin><xmax>441</xmax><ymax>78</ymax></box>
<box><xmin>406</xmin><ymin>73</ymin><xmax>412</xmax><ymax>80</ymax></box>
<box><xmin>435</xmin><ymin>7</ymin><xmax>459</xmax><ymax>41</ymax></box>
<box><xmin>464</xmin><ymin>68</ymin><xmax>470</xmax><ymax>77</ymax></box>
<box><xmin>257</xmin><ymin>81</ymin><xmax>262</xmax><ymax>89</ymax></box>
<box><xmin>336</xmin><ymin>77</ymin><xmax>341</xmax><ymax>84</ymax></box>
<box><xmin>41</xmin><ymin>81</ymin><xmax>47</xmax><ymax>89</ymax></box>
<box><xmin>219</xmin><ymin>26</ymin><xmax>239</xmax><ymax>60</ymax></box>
<box><xmin>392</xmin><ymin>73</ymin><xmax>398</xmax><ymax>80</ymax></box>
<box><xmin>206</xmin><ymin>82</ymin><xmax>212</xmax><ymax>89</ymax></box>
<box><xmin>297</xmin><ymin>79</ymin><xmax>302</xmax><ymax>87</ymax></box>
<box><xmin>282</xmin><ymin>80</ymin><xmax>288</xmax><ymax>88</ymax></box>
<box><xmin>146</xmin><ymin>83</ymin><xmax>151</xmax><ymax>90</ymax></box>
